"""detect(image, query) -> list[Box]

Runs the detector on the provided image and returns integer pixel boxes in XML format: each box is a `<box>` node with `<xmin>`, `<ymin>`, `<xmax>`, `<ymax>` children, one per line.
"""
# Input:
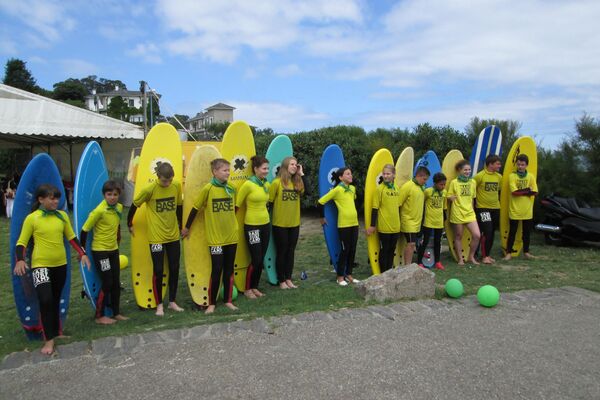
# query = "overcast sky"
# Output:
<box><xmin>2</xmin><ymin>0</ymin><xmax>599</xmax><ymax>148</ymax></box>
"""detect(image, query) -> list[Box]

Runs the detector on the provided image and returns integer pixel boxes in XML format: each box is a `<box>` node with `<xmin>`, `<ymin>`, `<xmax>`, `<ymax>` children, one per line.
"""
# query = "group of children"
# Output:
<box><xmin>12</xmin><ymin>149</ymin><xmax>537</xmax><ymax>355</ymax></box>
<box><xmin>318</xmin><ymin>153</ymin><xmax>538</xmax><ymax>285</ymax></box>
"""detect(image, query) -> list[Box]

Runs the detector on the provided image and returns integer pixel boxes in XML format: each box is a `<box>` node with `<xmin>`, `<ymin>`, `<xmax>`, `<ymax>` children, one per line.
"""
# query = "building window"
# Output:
<box><xmin>129</xmin><ymin>99</ymin><xmax>135</xmax><ymax>107</ymax></box>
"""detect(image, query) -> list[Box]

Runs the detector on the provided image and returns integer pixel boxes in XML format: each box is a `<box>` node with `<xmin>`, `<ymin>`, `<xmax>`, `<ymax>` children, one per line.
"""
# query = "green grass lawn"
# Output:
<box><xmin>1</xmin><ymin>213</ymin><xmax>599</xmax><ymax>358</ymax></box>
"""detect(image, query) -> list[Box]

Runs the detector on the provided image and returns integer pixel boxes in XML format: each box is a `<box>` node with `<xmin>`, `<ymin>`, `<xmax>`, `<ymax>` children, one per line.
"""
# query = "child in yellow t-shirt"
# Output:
<box><xmin>474</xmin><ymin>154</ymin><xmax>502</xmax><ymax>264</ymax></box>
<box><xmin>182</xmin><ymin>158</ymin><xmax>239</xmax><ymax>314</ymax></box>
<box><xmin>81</xmin><ymin>180</ymin><xmax>128</xmax><ymax>325</ymax></box>
<box><xmin>398</xmin><ymin>166</ymin><xmax>430</xmax><ymax>265</ymax></box>
<box><xmin>417</xmin><ymin>172</ymin><xmax>447</xmax><ymax>270</ymax></box>
<box><xmin>318</xmin><ymin>167</ymin><xmax>360</xmax><ymax>286</ymax></box>
<box><xmin>366</xmin><ymin>164</ymin><xmax>400</xmax><ymax>273</ymax></box>
<box><xmin>503</xmin><ymin>154</ymin><xmax>538</xmax><ymax>261</ymax></box>
<box><xmin>127</xmin><ymin>162</ymin><xmax>184</xmax><ymax>316</ymax></box>
<box><xmin>236</xmin><ymin>156</ymin><xmax>271</xmax><ymax>299</ymax></box>
<box><xmin>14</xmin><ymin>184</ymin><xmax>90</xmax><ymax>355</ymax></box>
<box><xmin>447</xmin><ymin>160</ymin><xmax>481</xmax><ymax>265</ymax></box>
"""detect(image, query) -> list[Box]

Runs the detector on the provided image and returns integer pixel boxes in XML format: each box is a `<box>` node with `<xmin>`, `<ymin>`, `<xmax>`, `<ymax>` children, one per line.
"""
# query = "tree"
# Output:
<box><xmin>465</xmin><ymin>117</ymin><xmax>522</xmax><ymax>155</ymax></box>
<box><xmin>52</xmin><ymin>78</ymin><xmax>88</xmax><ymax>103</ymax></box>
<box><xmin>3</xmin><ymin>58</ymin><xmax>39</xmax><ymax>93</ymax></box>
<box><xmin>79</xmin><ymin>75</ymin><xmax>127</xmax><ymax>93</ymax></box>
<box><xmin>107</xmin><ymin>96</ymin><xmax>137</xmax><ymax>121</ymax></box>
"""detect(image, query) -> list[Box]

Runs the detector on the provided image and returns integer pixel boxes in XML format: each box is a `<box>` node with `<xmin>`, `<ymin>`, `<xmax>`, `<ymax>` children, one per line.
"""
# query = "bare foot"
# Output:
<box><xmin>205</xmin><ymin>305</ymin><xmax>215</xmax><ymax>314</ymax></box>
<box><xmin>40</xmin><ymin>340</ymin><xmax>55</xmax><ymax>355</ymax></box>
<box><xmin>95</xmin><ymin>316</ymin><xmax>117</xmax><ymax>325</ymax></box>
<box><xmin>225</xmin><ymin>302</ymin><xmax>238</xmax><ymax>311</ymax></box>
<box><xmin>286</xmin><ymin>280</ymin><xmax>298</xmax><ymax>289</ymax></box>
<box><xmin>155</xmin><ymin>304</ymin><xmax>164</xmax><ymax>316</ymax></box>
<box><xmin>253</xmin><ymin>289</ymin><xmax>265</xmax><ymax>297</ymax></box>
<box><xmin>502</xmin><ymin>254</ymin><xmax>512</xmax><ymax>261</ymax></box>
<box><xmin>468</xmin><ymin>257</ymin><xmax>480</xmax><ymax>265</ymax></box>
<box><xmin>114</xmin><ymin>314</ymin><xmax>129</xmax><ymax>321</ymax></box>
<box><xmin>457</xmin><ymin>260</ymin><xmax>465</xmax><ymax>266</ymax></box>
<box><xmin>245</xmin><ymin>290</ymin><xmax>257</xmax><ymax>299</ymax></box>
<box><xmin>489</xmin><ymin>257</ymin><xmax>497</xmax><ymax>263</ymax></box>
<box><xmin>524</xmin><ymin>253</ymin><xmax>536</xmax><ymax>260</ymax></box>
<box><xmin>279</xmin><ymin>282</ymin><xmax>289</xmax><ymax>289</ymax></box>
<box><xmin>482</xmin><ymin>257</ymin><xmax>494</xmax><ymax>265</ymax></box>
<box><xmin>168</xmin><ymin>302</ymin><xmax>184</xmax><ymax>312</ymax></box>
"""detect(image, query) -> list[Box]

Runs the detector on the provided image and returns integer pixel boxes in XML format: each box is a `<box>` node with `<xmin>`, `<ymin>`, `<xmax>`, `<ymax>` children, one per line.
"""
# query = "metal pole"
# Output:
<box><xmin>150</xmin><ymin>91</ymin><xmax>154</xmax><ymax>128</ymax></box>
<box><xmin>140</xmin><ymin>80</ymin><xmax>147</xmax><ymax>137</ymax></box>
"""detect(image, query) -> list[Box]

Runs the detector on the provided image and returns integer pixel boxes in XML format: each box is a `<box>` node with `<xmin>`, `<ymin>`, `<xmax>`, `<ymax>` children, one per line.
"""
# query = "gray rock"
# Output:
<box><xmin>354</xmin><ymin>264</ymin><xmax>435</xmax><ymax>302</ymax></box>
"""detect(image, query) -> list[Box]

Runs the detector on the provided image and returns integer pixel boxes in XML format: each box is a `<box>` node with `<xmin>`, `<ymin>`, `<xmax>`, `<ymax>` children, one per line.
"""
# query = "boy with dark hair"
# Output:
<box><xmin>474</xmin><ymin>154</ymin><xmax>502</xmax><ymax>264</ymax></box>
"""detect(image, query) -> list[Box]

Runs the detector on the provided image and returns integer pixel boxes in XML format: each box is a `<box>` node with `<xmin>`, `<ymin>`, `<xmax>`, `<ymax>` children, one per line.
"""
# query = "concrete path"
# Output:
<box><xmin>2</xmin><ymin>286</ymin><xmax>599</xmax><ymax>400</ymax></box>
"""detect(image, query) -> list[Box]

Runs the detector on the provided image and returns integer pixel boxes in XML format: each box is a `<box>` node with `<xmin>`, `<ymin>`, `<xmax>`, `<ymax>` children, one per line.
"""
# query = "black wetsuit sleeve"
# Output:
<box><xmin>185</xmin><ymin>207</ymin><xmax>199</xmax><ymax>229</ymax></box>
<box><xmin>301</xmin><ymin>175</ymin><xmax>310</xmax><ymax>196</ymax></box>
<box><xmin>370</xmin><ymin>208</ymin><xmax>378</xmax><ymax>228</ymax></box>
<box><xmin>127</xmin><ymin>205</ymin><xmax>137</xmax><ymax>227</ymax></box>
<box><xmin>79</xmin><ymin>230</ymin><xmax>88</xmax><ymax>249</ymax></box>
<box><xmin>15</xmin><ymin>245</ymin><xmax>25</xmax><ymax>262</ymax></box>
<box><xmin>176</xmin><ymin>205</ymin><xmax>183</xmax><ymax>230</ymax></box>
<box><xmin>317</xmin><ymin>203</ymin><xmax>324</xmax><ymax>218</ymax></box>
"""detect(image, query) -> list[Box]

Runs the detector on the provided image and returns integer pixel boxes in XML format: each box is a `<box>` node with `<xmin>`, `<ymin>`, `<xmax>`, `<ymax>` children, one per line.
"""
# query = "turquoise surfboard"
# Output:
<box><xmin>318</xmin><ymin>145</ymin><xmax>345</xmax><ymax>274</ymax></box>
<box><xmin>470</xmin><ymin>125</ymin><xmax>502</xmax><ymax>176</ymax></box>
<box><xmin>263</xmin><ymin>135</ymin><xmax>293</xmax><ymax>285</ymax></box>
<box><xmin>9</xmin><ymin>154</ymin><xmax>71</xmax><ymax>340</ymax></box>
<box><xmin>74</xmin><ymin>141</ymin><xmax>112</xmax><ymax>315</ymax></box>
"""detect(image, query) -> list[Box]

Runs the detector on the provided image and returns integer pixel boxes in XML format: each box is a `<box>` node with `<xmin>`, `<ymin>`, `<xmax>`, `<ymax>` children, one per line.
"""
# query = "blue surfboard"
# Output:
<box><xmin>318</xmin><ymin>144</ymin><xmax>345</xmax><ymax>274</ymax></box>
<box><xmin>9</xmin><ymin>154</ymin><xmax>71</xmax><ymax>340</ymax></box>
<box><xmin>414</xmin><ymin>151</ymin><xmax>442</xmax><ymax>267</ymax></box>
<box><xmin>73</xmin><ymin>141</ymin><xmax>111</xmax><ymax>314</ymax></box>
<box><xmin>263</xmin><ymin>135</ymin><xmax>293</xmax><ymax>285</ymax></box>
<box><xmin>469</xmin><ymin>125</ymin><xmax>502</xmax><ymax>176</ymax></box>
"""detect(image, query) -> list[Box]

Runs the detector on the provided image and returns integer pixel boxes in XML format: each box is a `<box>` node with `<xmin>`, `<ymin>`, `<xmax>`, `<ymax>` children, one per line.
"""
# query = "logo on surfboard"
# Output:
<box><xmin>149</xmin><ymin>158</ymin><xmax>173</xmax><ymax>176</ymax></box>
<box><xmin>271</xmin><ymin>162</ymin><xmax>282</xmax><ymax>180</ymax></box>
<box><xmin>328</xmin><ymin>167</ymin><xmax>339</xmax><ymax>186</ymax></box>
<box><xmin>376</xmin><ymin>173</ymin><xmax>384</xmax><ymax>185</ymax></box>
<box><xmin>232</xmin><ymin>155</ymin><xmax>248</xmax><ymax>173</ymax></box>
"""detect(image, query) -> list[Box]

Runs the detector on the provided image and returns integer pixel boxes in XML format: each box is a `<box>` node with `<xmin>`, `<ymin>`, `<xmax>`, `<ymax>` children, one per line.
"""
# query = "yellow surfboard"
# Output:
<box><xmin>220</xmin><ymin>121</ymin><xmax>255</xmax><ymax>292</ymax></box>
<box><xmin>364</xmin><ymin>149</ymin><xmax>394</xmax><ymax>275</ymax></box>
<box><xmin>131</xmin><ymin>123</ymin><xmax>183</xmax><ymax>309</ymax></box>
<box><xmin>393</xmin><ymin>147</ymin><xmax>414</xmax><ymax>266</ymax></box>
<box><xmin>442</xmin><ymin>150</ymin><xmax>472</xmax><ymax>262</ymax></box>
<box><xmin>183</xmin><ymin>145</ymin><xmax>221</xmax><ymax>307</ymax></box>
<box><xmin>500</xmin><ymin>136</ymin><xmax>538</xmax><ymax>256</ymax></box>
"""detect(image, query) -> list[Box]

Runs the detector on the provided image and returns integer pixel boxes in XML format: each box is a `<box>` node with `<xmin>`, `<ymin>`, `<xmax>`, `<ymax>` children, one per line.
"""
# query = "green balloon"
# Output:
<box><xmin>445</xmin><ymin>278</ymin><xmax>464</xmax><ymax>298</ymax></box>
<box><xmin>218</xmin><ymin>285</ymin><xmax>238</xmax><ymax>301</ymax></box>
<box><xmin>477</xmin><ymin>285</ymin><xmax>500</xmax><ymax>307</ymax></box>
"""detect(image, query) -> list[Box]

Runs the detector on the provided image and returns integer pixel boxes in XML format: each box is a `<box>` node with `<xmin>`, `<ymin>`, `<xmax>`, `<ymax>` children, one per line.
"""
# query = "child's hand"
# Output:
<box><xmin>128</xmin><ymin>225</ymin><xmax>135</xmax><ymax>236</ymax></box>
<box><xmin>181</xmin><ymin>227</ymin><xmax>189</xmax><ymax>238</ymax></box>
<box><xmin>447</xmin><ymin>195</ymin><xmax>457</xmax><ymax>202</ymax></box>
<box><xmin>81</xmin><ymin>255</ymin><xmax>91</xmax><ymax>270</ymax></box>
<box><xmin>297</xmin><ymin>164</ymin><xmax>304</xmax><ymax>176</ymax></box>
<box><xmin>14</xmin><ymin>260</ymin><xmax>28</xmax><ymax>276</ymax></box>
<box><xmin>366</xmin><ymin>226</ymin><xmax>376</xmax><ymax>236</ymax></box>
<box><xmin>320</xmin><ymin>218</ymin><xmax>327</xmax><ymax>226</ymax></box>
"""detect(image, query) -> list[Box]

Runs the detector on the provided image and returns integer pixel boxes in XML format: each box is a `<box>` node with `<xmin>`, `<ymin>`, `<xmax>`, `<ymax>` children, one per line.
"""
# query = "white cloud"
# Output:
<box><xmin>0</xmin><ymin>0</ymin><xmax>75</xmax><ymax>44</ymax></box>
<box><xmin>59</xmin><ymin>59</ymin><xmax>98</xmax><ymax>77</ymax></box>
<box><xmin>228</xmin><ymin>101</ymin><xmax>329</xmax><ymax>130</ymax></box>
<box><xmin>157</xmin><ymin>0</ymin><xmax>364</xmax><ymax>63</ymax></box>
<box><xmin>348</xmin><ymin>0</ymin><xmax>600</xmax><ymax>87</ymax></box>
<box><xmin>127</xmin><ymin>43</ymin><xmax>163</xmax><ymax>64</ymax></box>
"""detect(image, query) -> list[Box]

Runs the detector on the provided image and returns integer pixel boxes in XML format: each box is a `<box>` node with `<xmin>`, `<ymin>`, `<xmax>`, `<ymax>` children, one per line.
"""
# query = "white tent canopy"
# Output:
<box><xmin>0</xmin><ymin>83</ymin><xmax>143</xmax><ymax>146</ymax></box>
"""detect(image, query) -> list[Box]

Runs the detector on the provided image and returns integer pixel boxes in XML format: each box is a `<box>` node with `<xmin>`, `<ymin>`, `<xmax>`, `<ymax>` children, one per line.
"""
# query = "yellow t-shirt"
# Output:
<box><xmin>398</xmin><ymin>180</ymin><xmax>425</xmax><ymax>233</ymax></box>
<box><xmin>423</xmin><ymin>187</ymin><xmax>447</xmax><ymax>229</ymax></box>
<box><xmin>17</xmin><ymin>209</ymin><xmax>76</xmax><ymax>268</ymax></box>
<box><xmin>372</xmin><ymin>183</ymin><xmax>401</xmax><ymax>233</ymax></box>
<box><xmin>236</xmin><ymin>179</ymin><xmax>271</xmax><ymax>226</ymax></box>
<box><xmin>134</xmin><ymin>180</ymin><xmax>183</xmax><ymax>244</ymax></box>
<box><xmin>509</xmin><ymin>172</ymin><xmax>538</xmax><ymax>220</ymax></box>
<box><xmin>82</xmin><ymin>200</ymin><xmax>122</xmax><ymax>251</ymax></box>
<box><xmin>474</xmin><ymin>169</ymin><xmax>502</xmax><ymax>209</ymax></box>
<box><xmin>318</xmin><ymin>184</ymin><xmax>358</xmax><ymax>228</ymax></box>
<box><xmin>447</xmin><ymin>178</ymin><xmax>477</xmax><ymax>224</ymax></box>
<box><xmin>193</xmin><ymin>182</ymin><xmax>238</xmax><ymax>246</ymax></box>
<box><xmin>269</xmin><ymin>177</ymin><xmax>303</xmax><ymax>228</ymax></box>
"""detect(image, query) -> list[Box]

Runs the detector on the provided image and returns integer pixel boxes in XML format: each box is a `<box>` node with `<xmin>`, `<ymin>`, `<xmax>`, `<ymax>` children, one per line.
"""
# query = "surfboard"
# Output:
<box><xmin>414</xmin><ymin>150</ymin><xmax>442</xmax><ymax>267</ymax></box>
<box><xmin>365</xmin><ymin>148</ymin><xmax>394</xmax><ymax>275</ymax></box>
<box><xmin>413</xmin><ymin>150</ymin><xmax>442</xmax><ymax>188</ymax></box>
<box><xmin>500</xmin><ymin>136</ymin><xmax>538</xmax><ymax>257</ymax></box>
<box><xmin>263</xmin><ymin>135</ymin><xmax>293</xmax><ymax>285</ymax></box>
<box><xmin>131</xmin><ymin>123</ymin><xmax>183</xmax><ymax>309</ymax></box>
<box><xmin>393</xmin><ymin>147</ymin><xmax>414</xmax><ymax>266</ymax></box>
<box><xmin>73</xmin><ymin>141</ymin><xmax>111</xmax><ymax>315</ymax></box>
<box><xmin>442</xmin><ymin>150</ymin><xmax>472</xmax><ymax>262</ymax></box>
<box><xmin>318</xmin><ymin>144</ymin><xmax>345</xmax><ymax>274</ymax></box>
<box><xmin>9</xmin><ymin>154</ymin><xmax>71</xmax><ymax>340</ymax></box>
<box><xmin>221</xmin><ymin>121</ymin><xmax>255</xmax><ymax>292</ymax></box>
<box><xmin>470</xmin><ymin>125</ymin><xmax>503</xmax><ymax>176</ymax></box>
<box><xmin>183</xmin><ymin>145</ymin><xmax>221</xmax><ymax>307</ymax></box>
